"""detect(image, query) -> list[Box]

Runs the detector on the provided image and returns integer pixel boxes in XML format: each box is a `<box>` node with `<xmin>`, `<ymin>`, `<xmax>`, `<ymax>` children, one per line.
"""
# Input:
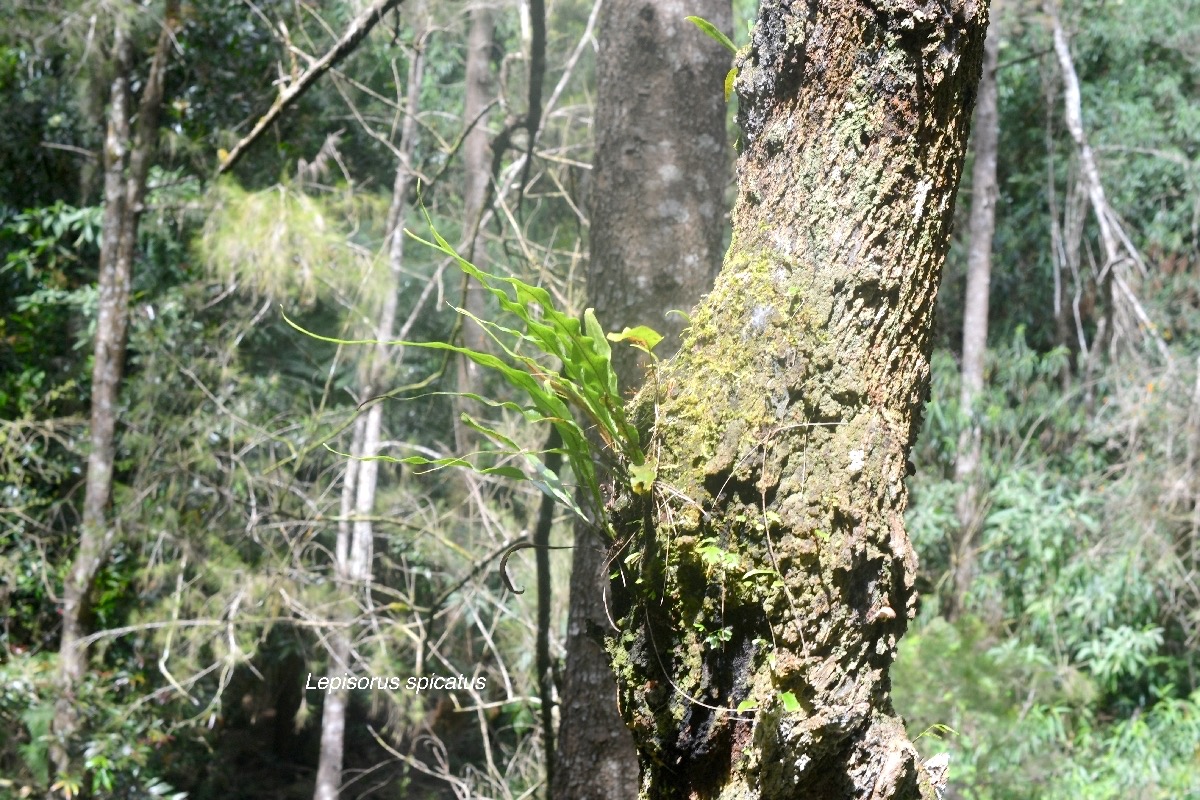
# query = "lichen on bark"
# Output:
<box><xmin>604</xmin><ymin>0</ymin><xmax>989</xmax><ymax>797</ymax></box>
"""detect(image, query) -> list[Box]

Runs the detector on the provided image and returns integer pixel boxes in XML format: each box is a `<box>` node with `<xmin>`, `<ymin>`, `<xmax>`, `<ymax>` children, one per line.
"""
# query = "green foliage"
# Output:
<box><xmin>1072</xmin><ymin>0</ymin><xmax>1200</xmax><ymax>259</ymax></box>
<box><xmin>0</xmin><ymin>40</ymin><xmax>90</xmax><ymax>210</ymax></box>
<box><xmin>1</xmin><ymin>0</ymin><xmax>611</xmax><ymax>796</ymax></box>
<box><xmin>934</xmin><ymin>0</ymin><xmax>1200</xmax><ymax>353</ymax></box>
<box><xmin>2</xmin><ymin>201</ymin><xmax>102</xmax><ymax>279</ymax></box>
<box><xmin>197</xmin><ymin>180</ymin><xmax>387</xmax><ymax>307</ymax></box>
<box><xmin>0</xmin><ymin>652</ymin><xmax>189</xmax><ymax>799</ymax></box>
<box><xmin>896</xmin><ymin>615</ymin><xmax>1200</xmax><ymax>799</ymax></box>
<box><xmin>0</xmin><ymin>202</ymin><xmax>103</xmax><ymax>419</ymax></box>
<box><xmin>685</xmin><ymin>16</ymin><xmax>739</xmax><ymax>101</ymax></box>
<box><xmin>289</xmin><ymin>216</ymin><xmax>655</xmax><ymax>527</ymax></box>
<box><xmin>903</xmin><ymin>335</ymin><xmax>1200</xmax><ymax>795</ymax></box>
<box><xmin>685</xmin><ymin>16</ymin><xmax>737</xmax><ymax>54</ymax></box>
<box><xmin>1075</xmin><ymin>626</ymin><xmax>1165</xmax><ymax>695</ymax></box>
<box><xmin>697</xmin><ymin>538</ymin><xmax>742</xmax><ymax>573</ymax></box>
<box><xmin>903</xmin><ymin>173</ymin><xmax>1200</xmax><ymax>792</ymax></box>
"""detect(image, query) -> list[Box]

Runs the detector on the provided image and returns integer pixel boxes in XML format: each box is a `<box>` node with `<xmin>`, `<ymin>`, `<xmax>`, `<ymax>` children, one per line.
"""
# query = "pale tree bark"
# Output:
<box><xmin>554</xmin><ymin>0</ymin><xmax>732</xmax><ymax>798</ymax></box>
<box><xmin>313</xmin><ymin>24</ymin><xmax>427</xmax><ymax>800</ymax></box>
<box><xmin>605</xmin><ymin>0</ymin><xmax>989</xmax><ymax>796</ymax></box>
<box><xmin>314</xmin><ymin>417</ymin><xmax>362</xmax><ymax>800</ymax></box>
<box><xmin>51</xmin><ymin>2</ymin><xmax>179</xmax><ymax>783</ymax></box>
<box><xmin>946</xmin><ymin>4</ymin><xmax>1001</xmax><ymax>621</ymax></box>
<box><xmin>1043</xmin><ymin>0</ymin><xmax>1168</xmax><ymax>371</ymax></box>
<box><xmin>1045</xmin><ymin>69</ymin><xmax>1078</xmax><ymax>385</ymax></box>
<box><xmin>463</xmin><ymin>6</ymin><xmax>495</xmax><ymax>261</ymax></box>
<box><xmin>454</xmin><ymin>5</ymin><xmax>497</xmax><ymax>453</ymax></box>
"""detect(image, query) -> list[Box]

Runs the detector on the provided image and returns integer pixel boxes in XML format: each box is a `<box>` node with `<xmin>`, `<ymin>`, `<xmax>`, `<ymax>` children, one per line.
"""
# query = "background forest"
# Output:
<box><xmin>1</xmin><ymin>0</ymin><xmax>1198</xmax><ymax>798</ymax></box>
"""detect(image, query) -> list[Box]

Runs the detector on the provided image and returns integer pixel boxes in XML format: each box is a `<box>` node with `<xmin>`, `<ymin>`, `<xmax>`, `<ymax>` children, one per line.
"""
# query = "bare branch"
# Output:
<box><xmin>1046</xmin><ymin>0</ymin><xmax>1170</xmax><ymax>364</ymax></box>
<box><xmin>217</xmin><ymin>0</ymin><xmax>406</xmax><ymax>175</ymax></box>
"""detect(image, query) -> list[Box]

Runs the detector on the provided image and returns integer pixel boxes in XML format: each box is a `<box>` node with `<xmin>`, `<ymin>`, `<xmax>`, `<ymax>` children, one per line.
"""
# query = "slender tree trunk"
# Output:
<box><xmin>462</xmin><ymin>7</ymin><xmax>495</xmax><ymax>263</ymax></box>
<box><xmin>605</xmin><ymin>0</ymin><xmax>989</xmax><ymax>796</ymax></box>
<box><xmin>314</xmin><ymin>416</ymin><xmax>364</xmax><ymax>800</ymax></box>
<box><xmin>312</xmin><ymin>630</ymin><xmax>352</xmax><ymax>800</ymax></box>
<box><xmin>554</xmin><ymin>1</ymin><xmax>732</xmax><ymax>798</ymax></box>
<box><xmin>1045</xmin><ymin>86</ymin><xmax>1074</xmax><ymax>389</ymax></box>
<box><xmin>454</xmin><ymin>6</ymin><xmax>496</xmax><ymax>452</ymax></box>
<box><xmin>947</xmin><ymin>5</ymin><xmax>1001</xmax><ymax>621</ymax></box>
<box><xmin>312</xmin><ymin>28</ymin><xmax>426</xmax><ymax>800</ymax></box>
<box><xmin>348</xmin><ymin>37</ymin><xmax>425</xmax><ymax>600</ymax></box>
<box><xmin>532</xmin><ymin>428</ymin><xmax>564</xmax><ymax>793</ymax></box>
<box><xmin>52</xmin><ymin>4</ymin><xmax>177</xmax><ymax>782</ymax></box>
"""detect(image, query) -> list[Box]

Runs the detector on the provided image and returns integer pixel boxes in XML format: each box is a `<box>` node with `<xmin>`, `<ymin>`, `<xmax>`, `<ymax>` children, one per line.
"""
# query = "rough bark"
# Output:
<box><xmin>313</xmin><ymin>25</ymin><xmax>426</xmax><ymax>800</ymax></box>
<box><xmin>52</xmin><ymin>3</ymin><xmax>177</xmax><ymax>781</ymax></box>
<box><xmin>605</xmin><ymin>0</ymin><xmax>989</xmax><ymax>797</ymax></box>
<box><xmin>554</xmin><ymin>1</ymin><xmax>732</xmax><ymax>798</ymax></box>
<box><xmin>586</xmin><ymin>0</ymin><xmax>733</xmax><ymax>384</ymax></box>
<box><xmin>947</xmin><ymin>4</ymin><xmax>1001</xmax><ymax>620</ymax></box>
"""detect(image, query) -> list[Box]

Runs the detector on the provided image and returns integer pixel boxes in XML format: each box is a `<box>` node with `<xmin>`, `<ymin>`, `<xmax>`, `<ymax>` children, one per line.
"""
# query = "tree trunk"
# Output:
<box><xmin>314</xmin><ymin>416</ymin><xmax>364</xmax><ymax>800</ymax></box>
<box><xmin>605</xmin><ymin>0</ymin><xmax>989</xmax><ymax>797</ymax></box>
<box><xmin>312</xmin><ymin>625</ymin><xmax>353</xmax><ymax>800</ymax></box>
<box><xmin>462</xmin><ymin>7</ymin><xmax>495</xmax><ymax>264</ymax></box>
<box><xmin>312</xmin><ymin>25</ymin><xmax>427</xmax><ymax>800</ymax></box>
<box><xmin>52</xmin><ymin>3</ymin><xmax>177</xmax><ymax>781</ymax></box>
<box><xmin>454</xmin><ymin>6</ymin><xmax>496</xmax><ymax>452</ymax></box>
<box><xmin>947</xmin><ymin>4</ymin><xmax>1001</xmax><ymax>621</ymax></box>
<box><xmin>554</xmin><ymin>1</ymin><xmax>732</xmax><ymax>798</ymax></box>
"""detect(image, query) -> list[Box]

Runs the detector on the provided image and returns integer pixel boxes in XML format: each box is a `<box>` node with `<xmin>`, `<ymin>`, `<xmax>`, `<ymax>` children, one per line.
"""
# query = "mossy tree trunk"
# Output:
<box><xmin>605</xmin><ymin>0</ymin><xmax>989</xmax><ymax>797</ymax></box>
<box><xmin>555</xmin><ymin>0</ymin><xmax>732</xmax><ymax>797</ymax></box>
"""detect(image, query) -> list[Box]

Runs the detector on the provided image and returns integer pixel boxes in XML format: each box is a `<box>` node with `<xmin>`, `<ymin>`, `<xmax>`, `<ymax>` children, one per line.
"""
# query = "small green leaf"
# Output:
<box><xmin>914</xmin><ymin>723</ymin><xmax>961</xmax><ymax>742</ymax></box>
<box><xmin>685</xmin><ymin>16</ymin><xmax>737</xmax><ymax>55</ymax></box>
<box><xmin>741</xmin><ymin>568</ymin><xmax>779</xmax><ymax>581</ymax></box>
<box><xmin>607</xmin><ymin>325</ymin><xmax>665</xmax><ymax>353</ymax></box>
<box><xmin>779</xmin><ymin>691</ymin><xmax>801</xmax><ymax>713</ymax></box>
<box><xmin>629</xmin><ymin>458</ymin><xmax>657</xmax><ymax>495</ymax></box>
<box><xmin>724</xmin><ymin>66</ymin><xmax>738</xmax><ymax>102</ymax></box>
<box><xmin>583</xmin><ymin>308</ymin><xmax>617</xmax><ymax>392</ymax></box>
<box><xmin>524</xmin><ymin>452</ymin><xmax>589</xmax><ymax>520</ymax></box>
<box><xmin>736</xmin><ymin>699</ymin><xmax>758</xmax><ymax>712</ymax></box>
